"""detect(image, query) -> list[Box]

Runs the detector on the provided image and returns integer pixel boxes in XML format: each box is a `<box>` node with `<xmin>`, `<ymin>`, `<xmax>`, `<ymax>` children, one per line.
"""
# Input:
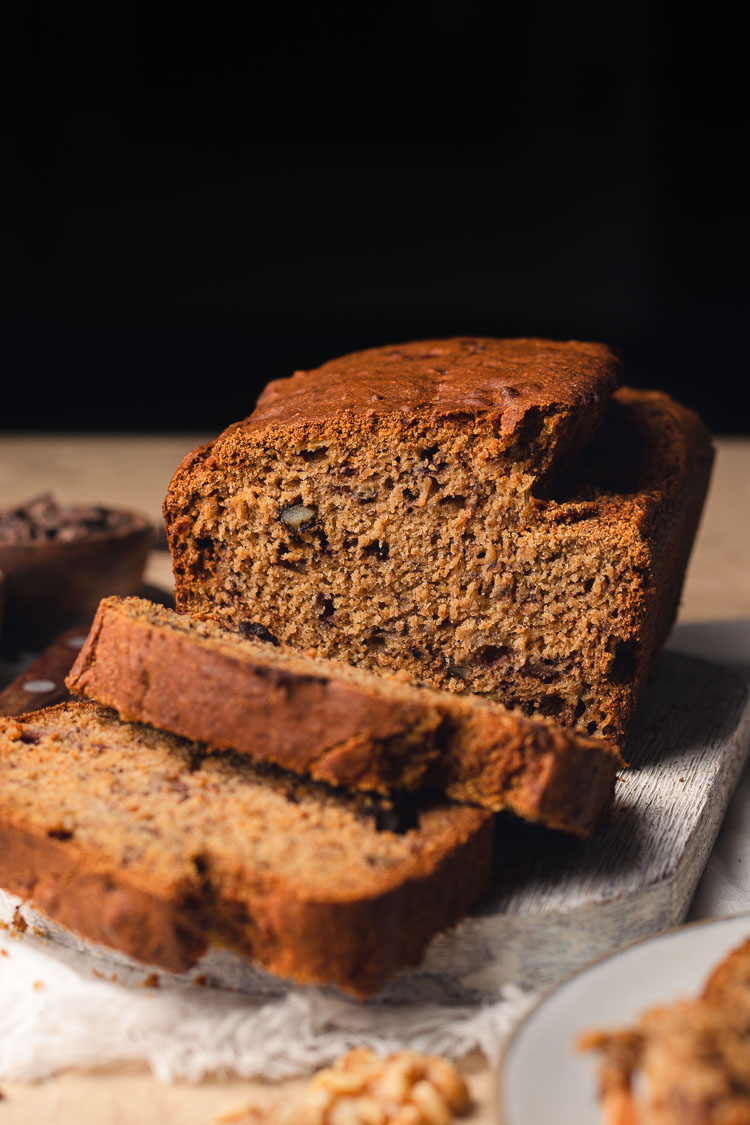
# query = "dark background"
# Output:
<box><xmin>3</xmin><ymin>2</ymin><xmax>747</xmax><ymax>433</ymax></box>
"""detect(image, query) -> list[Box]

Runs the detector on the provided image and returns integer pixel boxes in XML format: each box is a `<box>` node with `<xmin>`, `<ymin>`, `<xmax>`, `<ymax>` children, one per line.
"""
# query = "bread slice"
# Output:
<box><xmin>162</xmin><ymin>338</ymin><xmax>712</xmax><ymax>748</ymax></box>
<box><xmin>0</xmin><ymin>700</ymin><xmax>493</xmax><ymax>997</ymax></box>
<box><xmin>66</xmin><ymin>596</ymin><xmax>621</xmax><ymax>836</ymax></box>
<box><xmin>580</xmin><ymin>936</ymin><xmax>750</xmax><ymax>1124</ymax></box>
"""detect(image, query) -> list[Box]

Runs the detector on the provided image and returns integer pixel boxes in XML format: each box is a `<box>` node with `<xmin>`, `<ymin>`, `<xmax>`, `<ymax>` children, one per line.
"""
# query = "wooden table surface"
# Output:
<box><xmin>0</xmin><ymin>432</ymin><xmax>748</xmax><ymax>1124</ymax></box>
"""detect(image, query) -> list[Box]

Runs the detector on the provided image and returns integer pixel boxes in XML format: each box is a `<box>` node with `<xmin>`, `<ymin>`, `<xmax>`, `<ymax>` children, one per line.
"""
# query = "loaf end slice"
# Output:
<box><xmin>0</xmin><ymin>701</ymin><xmax>493</xmax><ymax>997</ymax></box>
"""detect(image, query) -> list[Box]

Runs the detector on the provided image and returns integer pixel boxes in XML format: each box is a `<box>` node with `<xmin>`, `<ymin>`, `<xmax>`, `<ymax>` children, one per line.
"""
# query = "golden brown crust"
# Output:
<box><xmin>66</xmin><ymin>597</ymin><xmax>445</xmax><ymax>792</ymax></box>
<box><xmin>168</xmin><ymin>337</ymin><xmax>619</xmax><ymax>511</ymax></box>
<box><xmin>0</xmin><ymin>817</ymin><xmax>207</xmax><ymax>972</ymax></box>
<box><xmin>572</xmin><ymin>388</ymin><xmax>715</xmax><ymax>742</ymax></box>
<box><xmin>66</xmin><ymin>596</ymin><xmax>619</xmax><ymax>835</ymax></box>
<box><xmin>248</xmin><ymin>336</ymin><xmax>620</xmax><ymax>445</ymax></box>
<box><xmin>0</xmin><ymin>701</ymin><xmax>493</xmax><ymax>996</ymax></box>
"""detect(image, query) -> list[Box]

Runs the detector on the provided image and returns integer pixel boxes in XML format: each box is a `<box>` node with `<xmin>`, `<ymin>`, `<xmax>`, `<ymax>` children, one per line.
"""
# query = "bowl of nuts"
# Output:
<box><xmin>0</xmin><ymin>493</ymin><xmax>153</xmax><ymax>652</ymax></box>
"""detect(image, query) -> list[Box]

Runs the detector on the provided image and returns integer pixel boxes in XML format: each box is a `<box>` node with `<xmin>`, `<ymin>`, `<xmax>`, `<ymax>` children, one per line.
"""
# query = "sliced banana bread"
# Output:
<box><xmin>0</xmin><ymin>700</ymin><xmax>492</xmax><ymax>997</ymax></box>
<box><xmin>66</xmin><ymin>595</ymin><xmax>621</xmax><ymax>836</ymax></box>
<box><xmin>163</xmin><ymin>338</ymin><xmax>712</xmax><ymax>748</ymax></box>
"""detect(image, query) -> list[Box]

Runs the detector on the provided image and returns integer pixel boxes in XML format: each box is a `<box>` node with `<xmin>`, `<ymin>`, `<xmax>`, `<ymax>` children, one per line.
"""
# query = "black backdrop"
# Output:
<box><xmin>3</xmin><ymin>2</ymin><xmax>747</xmax><ymax>433</ymax></box>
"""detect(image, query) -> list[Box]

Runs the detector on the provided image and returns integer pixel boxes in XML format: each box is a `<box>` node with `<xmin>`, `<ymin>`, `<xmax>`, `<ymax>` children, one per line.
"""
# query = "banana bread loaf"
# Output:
<box><xmin>0</xmin><ymin>700</ymin><xmax>492</xmax><ymax>997</ymax></box>
<box><xmin>163</xmin><ymin>338</ymin><xmax>712</xmax><ymax>748</ymax></box>
<box><xmin>66</xmin><ymin>595</ymin><xmax>620</xmax><ymax>835</ymax></box>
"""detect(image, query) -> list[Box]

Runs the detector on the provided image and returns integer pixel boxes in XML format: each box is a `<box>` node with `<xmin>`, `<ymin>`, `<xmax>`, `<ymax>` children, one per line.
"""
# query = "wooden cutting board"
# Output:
<box><xmin>4</xmin><ymin>642</ymin><xmax>750</xmax><ymax>1004</ymax></box>
<box><xmin>386</xmin><ymin>648</ymin><xmax>750</xmax><ymax>1001</ymax></box>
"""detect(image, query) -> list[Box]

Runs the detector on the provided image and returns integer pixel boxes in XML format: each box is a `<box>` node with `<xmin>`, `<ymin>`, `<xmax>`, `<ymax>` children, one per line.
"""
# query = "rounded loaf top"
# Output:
<box><xmin>246</xmin><ymin>336</ymin><xmax>621</xmax><ymax>438</ymax></box>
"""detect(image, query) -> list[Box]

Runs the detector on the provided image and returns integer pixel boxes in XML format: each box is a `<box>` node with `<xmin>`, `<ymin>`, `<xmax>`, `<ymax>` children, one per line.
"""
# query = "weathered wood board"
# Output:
<box><xmin>389</xmin><ymin>648</ymin><xmax>750</xmax><ymax>1001</ymax></box>
<box><xmin>6</xmin><ymin>649</ymin><xmax>750</xmax><ymax>1005</ymax></box>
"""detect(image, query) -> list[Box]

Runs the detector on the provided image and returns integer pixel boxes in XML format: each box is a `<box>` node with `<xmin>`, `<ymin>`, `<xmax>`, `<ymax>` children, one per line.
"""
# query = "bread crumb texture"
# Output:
<box><xmin>165</xmin><ymin>338</ymin><xmax>712</xmax><ymax>748</ymax></box>
<box><xmin>66</xmin><ymin>595</ymin><xmax>620</xmax><ymax>834</ymax></box>
<box><xmin>0</xmin><ymin>701</ymin><xmax>492</xmax><ymax>996</ymax></box>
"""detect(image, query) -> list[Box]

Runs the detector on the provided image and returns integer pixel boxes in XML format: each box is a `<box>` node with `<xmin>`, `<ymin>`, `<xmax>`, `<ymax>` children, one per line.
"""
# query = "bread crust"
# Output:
<box><xmin>247</xmin><ymin>336</ymin><xmax>620</xmax><ymax>450</ymax></box>
<box><xmin>67</xmin><ymin>597</ymin><xmax>445</xmax><ymax>792</ymax></box>
<box><xmin>0</xmin><ymin>701</ymin><xmax>493</xmax><ymax>997</ymax></box>
<box><xmin>66</xmin><ymin>596</ymin><xmax>620</xmax><ymax>835</ymax></box>
<box><xmin>163</xmin><ymin>342</ymin><xmax>712</xmax><ymax>749</ymax></box>
<box><xmin>0</xmin><ymin>817</ymin><xmax>207</xmax><ymax>972</ymax></box>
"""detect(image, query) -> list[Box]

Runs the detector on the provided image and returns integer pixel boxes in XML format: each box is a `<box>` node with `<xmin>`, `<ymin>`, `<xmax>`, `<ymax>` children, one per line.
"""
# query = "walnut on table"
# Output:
<box><xmin>213</xmin><ymin>1048</ymin><xmax>471</xmax><ymax>1125</ymax></box>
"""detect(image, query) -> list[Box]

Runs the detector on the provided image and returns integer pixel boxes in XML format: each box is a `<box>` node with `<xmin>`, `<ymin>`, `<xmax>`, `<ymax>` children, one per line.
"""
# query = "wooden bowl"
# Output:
<box><xmin>0</xmin><ymin>508</ymin><xmax>153</xmax><ymax>652</ymax></box>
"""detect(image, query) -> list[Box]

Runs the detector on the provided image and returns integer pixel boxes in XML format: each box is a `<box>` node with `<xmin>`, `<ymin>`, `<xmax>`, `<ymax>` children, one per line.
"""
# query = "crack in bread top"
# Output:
<box><xmin>244</xmin><ymin>337</ymin><xmax>621</xmax><ymax>439</ymax></box>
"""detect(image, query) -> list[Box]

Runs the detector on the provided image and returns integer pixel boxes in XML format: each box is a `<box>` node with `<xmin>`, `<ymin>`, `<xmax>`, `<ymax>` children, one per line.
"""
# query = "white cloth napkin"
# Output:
<box><xmin>1</xmin><ymin>619</ymin><xmax>747</xmax><ymax>1084</ymax></box>
<box><xmin>0</xmin><ymin>897</ymin><xmax>534</xmax><ymax>1081</ymax></box>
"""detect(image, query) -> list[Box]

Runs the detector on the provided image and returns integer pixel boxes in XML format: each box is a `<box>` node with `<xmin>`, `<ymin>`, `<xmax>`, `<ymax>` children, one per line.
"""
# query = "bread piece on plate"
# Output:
<box><xmin>163</xmin><ymin>337</ymin><xmax>712</xmax><ymax>748</ymax></box>
<box><xmin>66</xmin><ymin>595</ymin><xmax>620</xmax><ymax>836</ymax></box>
<box><xmin>580</xmin><ymin>936</ymin><xmax>750</xmax><ymax>1124</ymax></box>
<box><xmin>0</xmin><ymin>700</ymin><xmax>492</xmax><ymax>998</ymax></box>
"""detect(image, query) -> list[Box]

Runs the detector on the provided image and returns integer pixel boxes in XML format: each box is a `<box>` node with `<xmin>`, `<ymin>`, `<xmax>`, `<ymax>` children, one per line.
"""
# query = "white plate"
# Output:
<box><xmin>498</xmin><ymin>912</ymin><xmax>750</xmax><ymax>1124</ymax></box>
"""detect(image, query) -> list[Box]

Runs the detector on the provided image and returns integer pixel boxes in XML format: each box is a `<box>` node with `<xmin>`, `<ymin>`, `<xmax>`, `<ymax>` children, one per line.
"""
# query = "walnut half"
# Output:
<box><xmin>270</xmin><ymin>1048</ymin><xmax>471</xmax><ymax>1125</ymax></box>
